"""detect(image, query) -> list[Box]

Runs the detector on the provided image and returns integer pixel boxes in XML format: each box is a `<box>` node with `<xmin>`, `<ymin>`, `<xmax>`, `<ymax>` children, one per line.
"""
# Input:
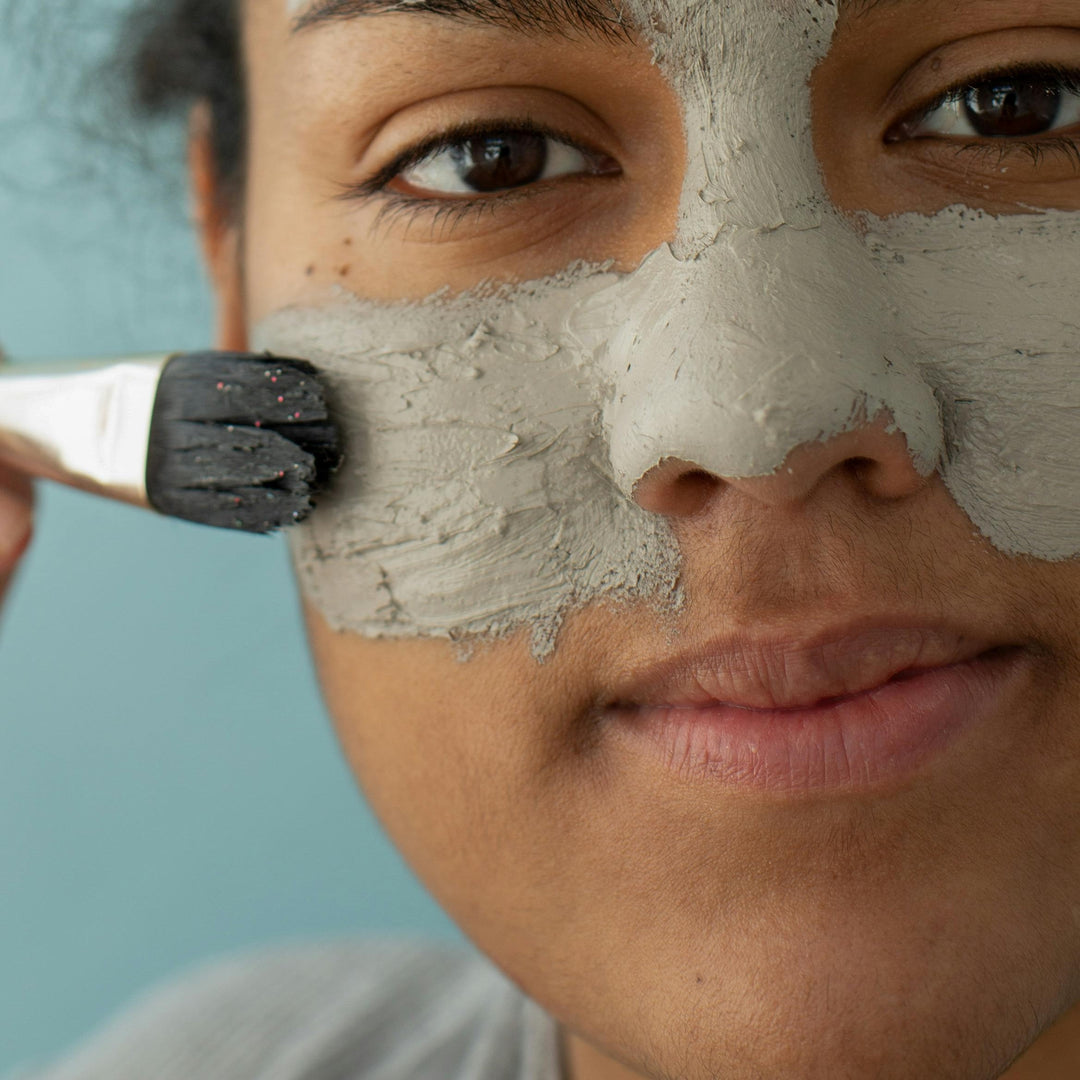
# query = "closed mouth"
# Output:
<box><xmin>603</xmin><ymin>623</ymin><xmax>1024</xmax><ymax>714</ymax></box>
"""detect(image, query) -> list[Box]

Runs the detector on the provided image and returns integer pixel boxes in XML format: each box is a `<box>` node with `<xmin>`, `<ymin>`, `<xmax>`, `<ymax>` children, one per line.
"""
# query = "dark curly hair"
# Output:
<box><xmin>123</xmin><ymin>0</ymin><xmax>244</xmax><ymax>214</ymax></box>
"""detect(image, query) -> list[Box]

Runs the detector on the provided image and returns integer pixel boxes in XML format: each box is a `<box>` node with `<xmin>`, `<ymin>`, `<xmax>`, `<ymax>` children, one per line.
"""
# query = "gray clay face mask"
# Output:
<box><xmin>256</xmin><ymin>0</ymin><xmax>1080</xmax><ymax>658</ymax></box>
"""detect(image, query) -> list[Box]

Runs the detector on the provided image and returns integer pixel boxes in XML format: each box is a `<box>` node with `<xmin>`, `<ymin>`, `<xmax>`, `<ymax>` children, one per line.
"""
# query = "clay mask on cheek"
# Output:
<box><xmin>255</xmin><ymin>0</ymin><xmax>1080</xmax><ymax>658</ymax></box>
<box><xmin>253</xmin><ymin>269</ymin><xmax>686</xmax><ymax>658</ymax></box>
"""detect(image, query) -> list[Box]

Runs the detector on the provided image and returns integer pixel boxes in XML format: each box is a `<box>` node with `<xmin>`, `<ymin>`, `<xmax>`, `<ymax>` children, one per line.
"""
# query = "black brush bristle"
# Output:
<box><xmin>146</xmin><ymin>352</ymin><xmax>343</xmax><ymax>534</ymax></box>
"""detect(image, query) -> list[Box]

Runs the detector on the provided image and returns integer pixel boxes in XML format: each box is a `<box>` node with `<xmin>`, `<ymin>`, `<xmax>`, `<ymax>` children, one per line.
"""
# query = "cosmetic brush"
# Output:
<box><xmin>0</xmin><ymin>351</ymin><xmax>341</xmax><ymax>534</ymax></box>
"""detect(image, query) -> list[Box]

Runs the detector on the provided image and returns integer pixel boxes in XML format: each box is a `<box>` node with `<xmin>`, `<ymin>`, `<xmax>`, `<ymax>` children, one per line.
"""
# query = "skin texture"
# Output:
<box><xmin>182</xmin><ymin>1</ymin><xmax>1080</xmax><ymax>1076</ymax></box>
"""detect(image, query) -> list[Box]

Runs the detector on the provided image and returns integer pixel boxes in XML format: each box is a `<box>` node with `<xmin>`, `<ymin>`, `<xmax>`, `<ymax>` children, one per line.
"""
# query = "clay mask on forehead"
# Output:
<box><xmin>256</xmin><ymin>0</ymin><xmax>1080</xmax><ymax>658</ymax></box>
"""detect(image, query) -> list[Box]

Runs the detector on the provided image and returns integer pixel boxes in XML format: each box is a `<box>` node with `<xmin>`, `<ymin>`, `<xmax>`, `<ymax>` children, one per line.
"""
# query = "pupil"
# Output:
<box><xmin>963</xmin><ymin>78</ymin><xmax>1062</xmax><ymax>138</ymax></box>
<box><xmin>458</xmin><ymin>132</ymin><xmax>548</xmax><ymax>192</ymax></box>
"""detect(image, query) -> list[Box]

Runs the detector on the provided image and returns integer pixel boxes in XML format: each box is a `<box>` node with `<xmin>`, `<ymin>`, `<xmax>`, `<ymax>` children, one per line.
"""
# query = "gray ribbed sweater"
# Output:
<box><xmin>5</xmin><ymin>940</ymin><xmax>564</xmax><ymax>1080</ymax></box>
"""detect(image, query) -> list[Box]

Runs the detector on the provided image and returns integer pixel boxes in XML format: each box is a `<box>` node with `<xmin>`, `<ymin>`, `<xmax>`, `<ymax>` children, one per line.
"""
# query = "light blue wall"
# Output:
<box><xmin>0</xmin><ymin>3</ymin><xmax>460</xmax><ymax>1072</ymax></box>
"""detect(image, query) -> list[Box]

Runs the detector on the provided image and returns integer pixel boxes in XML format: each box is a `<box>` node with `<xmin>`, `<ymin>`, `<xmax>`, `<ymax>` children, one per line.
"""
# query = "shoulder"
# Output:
<box><xmin>9</xmin><ymin>938</ymin><xmax>559</xmax><ymax>1080</ymax></box>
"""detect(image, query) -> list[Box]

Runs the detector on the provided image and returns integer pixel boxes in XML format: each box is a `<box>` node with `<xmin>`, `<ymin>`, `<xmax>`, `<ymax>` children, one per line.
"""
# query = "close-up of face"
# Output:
<box><xmin>190</xmin><ymin>1</ymin><xmax>1080</xmax><ymax>1077</ymax></box>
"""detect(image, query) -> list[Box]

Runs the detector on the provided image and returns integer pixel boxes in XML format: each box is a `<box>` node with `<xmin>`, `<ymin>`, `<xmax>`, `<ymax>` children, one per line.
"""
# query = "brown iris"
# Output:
<box><xmin>453</xmin><ymin>132</ymin><xmax>549</xmax><ymax>192</ymax></box>
<box><xmin>963</xmin><ymin>78</ymin><xmax>1062</xmax><ymax>138</ymax></box>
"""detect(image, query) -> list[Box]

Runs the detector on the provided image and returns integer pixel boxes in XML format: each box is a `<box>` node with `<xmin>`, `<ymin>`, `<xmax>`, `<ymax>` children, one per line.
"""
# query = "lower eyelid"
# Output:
<box><xmin>954</xmin><ymin>135</ymin><xmax>1080</xmax><ymax>162</ymax></box>
<box><xmin>891</xmin><ymin>134</ymin><xmax>1080</xmax><ymax>188</ymax></box>
<box><xmin>365</xmin><ymin>169</ymin><xmax>619</xmax><ymax>241</ymax></box>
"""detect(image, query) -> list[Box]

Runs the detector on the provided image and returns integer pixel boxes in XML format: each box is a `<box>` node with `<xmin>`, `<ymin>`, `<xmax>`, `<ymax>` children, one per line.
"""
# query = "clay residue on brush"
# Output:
<box><xmin>147</xmin><ymin>353</ymin><xmax>341</xmax><ymax>534</ymax></box>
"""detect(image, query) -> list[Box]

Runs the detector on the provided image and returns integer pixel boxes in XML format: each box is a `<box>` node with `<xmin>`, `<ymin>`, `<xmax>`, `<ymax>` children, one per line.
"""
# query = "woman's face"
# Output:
<box><xmin>206</xmin><ymin>1</ymin><xmax>1080</xmax><ymax>1076</ymax></box>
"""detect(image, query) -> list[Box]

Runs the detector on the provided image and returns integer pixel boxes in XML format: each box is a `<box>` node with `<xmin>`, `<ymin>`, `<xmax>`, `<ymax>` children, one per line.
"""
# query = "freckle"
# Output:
<box><xmin>305</xmin><ymin>264</ymin><xmax>315</xmax><ymax>276</ymax></box>
<box><xmin>343</xmin><ymin>237</ymin><xmax>352</xmax><ymax>246</ymax></box>
<box><xmin>339</xmin><ymin>264</ymin><xmax>351</xmax><ymax>276</ymax></box>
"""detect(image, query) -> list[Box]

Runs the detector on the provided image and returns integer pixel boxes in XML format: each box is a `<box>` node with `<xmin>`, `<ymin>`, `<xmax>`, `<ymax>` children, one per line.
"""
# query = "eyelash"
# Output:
<box><xmin>897</xmin><ymin>61</ymin><xmax>1080</xmax><ymax>163</ymax></box>
<box><xmin>338</xmin><ymin>118</ymin><xmax>613</xmax><ymax>236</ymax></box>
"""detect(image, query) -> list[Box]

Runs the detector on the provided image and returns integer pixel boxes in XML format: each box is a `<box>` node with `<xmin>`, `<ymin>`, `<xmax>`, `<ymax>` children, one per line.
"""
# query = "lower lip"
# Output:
<box><xmin>607</xmin><ymin>650</ymin><xmax>1030</xmax><ymax>795</ymax></box>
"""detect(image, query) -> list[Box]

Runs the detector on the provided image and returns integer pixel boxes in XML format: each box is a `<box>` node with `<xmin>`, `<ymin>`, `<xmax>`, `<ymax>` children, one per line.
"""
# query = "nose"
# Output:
<box><xmin>600</xmin><ymin>228</ymin><xmax>944</xmax><ymax>523</ymax></box>
<box><xmin>632</xmin><ymin>412</ymin><xmax>931</xmax><ymax>518</ymax></box>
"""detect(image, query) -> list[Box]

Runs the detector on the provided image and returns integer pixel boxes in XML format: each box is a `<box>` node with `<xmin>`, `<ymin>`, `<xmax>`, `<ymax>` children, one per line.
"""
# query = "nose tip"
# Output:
<box><xmin>632</xmin><ymin>413</ymin><xmax>933</xmax><ymax>517</ymax></box>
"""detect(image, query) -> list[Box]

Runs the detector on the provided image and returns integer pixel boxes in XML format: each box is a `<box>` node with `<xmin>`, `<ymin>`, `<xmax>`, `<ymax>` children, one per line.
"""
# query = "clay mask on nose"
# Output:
<box><xmin>256</xmin><ymin>0</ymin><xmax>1080</xmax><ymax>658</ymax></box>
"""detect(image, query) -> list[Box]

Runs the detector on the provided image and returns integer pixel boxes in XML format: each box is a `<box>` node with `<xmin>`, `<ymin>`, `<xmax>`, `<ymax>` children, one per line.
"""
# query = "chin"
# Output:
<box><xmin>559</xmin><ymin>951</ymin><xmax>1059</xmax><ymax>1080</ymax></box>
<box><xmin>479</xmin><ymin>855</ymin><xmax>1080</xmax><ymax>1080</ymax></box>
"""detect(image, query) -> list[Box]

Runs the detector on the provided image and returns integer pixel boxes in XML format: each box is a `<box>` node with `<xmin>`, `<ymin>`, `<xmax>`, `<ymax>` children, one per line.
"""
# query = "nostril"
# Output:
<box><xmin>846</xmin><ymin>451</ymin><xmax>927</xmax><ymax>500</ymax></box>
<box><xmin>681</xmin><ymin>470</ymin><xmax>722</xmax><ymax>505</ymax></box>
<box><xmin>633</xmin><ymin>461</ymin><xmax>723</xmax><ymax>517</ymax></box>
<box><xmin>846</xmin><ymin>456</ymin><xmax>875</xmax><ymax>481</ymax></box>
<box><xmin>629</xmin><ymin>418</ymin><xmax>930</xmax><ymax>517</ymax></box>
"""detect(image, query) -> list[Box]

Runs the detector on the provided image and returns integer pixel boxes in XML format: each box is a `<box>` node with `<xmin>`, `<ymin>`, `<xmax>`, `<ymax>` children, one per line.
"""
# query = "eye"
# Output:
<box><xmin>887</xmin><ymin>66</ymin><xmax>1080</xmax><ymax>143</ymax></box>
<box><xmin>392</xmin><ymin>128</ymin><xmax>618</xmax><ymax>197</ymax></box>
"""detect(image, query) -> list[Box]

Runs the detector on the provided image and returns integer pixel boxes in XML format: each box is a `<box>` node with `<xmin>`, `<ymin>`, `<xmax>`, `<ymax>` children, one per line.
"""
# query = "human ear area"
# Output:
<box><xmin>188</xmin><ymin>102</ymin><xmax>248</xmax><ymax>352</ymax></box>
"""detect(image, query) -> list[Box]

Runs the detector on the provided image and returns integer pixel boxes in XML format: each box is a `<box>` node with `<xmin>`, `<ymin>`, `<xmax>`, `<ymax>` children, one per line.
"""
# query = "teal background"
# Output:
<box><xmin>0</xmin><ymin>2</ymin><xmax>460</xmax><ymax>1073</ymax></box>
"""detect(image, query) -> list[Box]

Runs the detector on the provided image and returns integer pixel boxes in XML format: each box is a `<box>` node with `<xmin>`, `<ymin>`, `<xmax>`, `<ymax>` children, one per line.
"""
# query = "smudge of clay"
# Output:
<box><xmin>260</xmin><ymin>0</ymin><xmax>1080</xmax><ymax>660</ymax></box>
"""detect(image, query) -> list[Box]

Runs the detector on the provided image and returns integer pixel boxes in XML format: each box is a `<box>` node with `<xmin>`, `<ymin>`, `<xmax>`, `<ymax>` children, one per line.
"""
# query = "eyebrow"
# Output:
<box><xmin>292</xmin><ymin>0</ymin><xmax>632</xmax><ymax>40</ymax></box>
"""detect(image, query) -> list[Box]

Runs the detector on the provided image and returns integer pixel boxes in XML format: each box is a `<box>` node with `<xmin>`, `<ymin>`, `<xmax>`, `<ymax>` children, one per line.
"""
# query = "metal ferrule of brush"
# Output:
<box><xmin>0</xmin><ymin>356</ymin><xmax>169</xmax><ymax>506</ymax></box>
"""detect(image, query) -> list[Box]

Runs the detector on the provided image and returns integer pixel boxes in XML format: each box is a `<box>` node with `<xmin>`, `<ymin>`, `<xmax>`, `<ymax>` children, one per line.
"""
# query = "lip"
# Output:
<box><xmin>601</xmin><ymin>625</ymin><xmax>1033</xmax><ymax>795</ymax></box>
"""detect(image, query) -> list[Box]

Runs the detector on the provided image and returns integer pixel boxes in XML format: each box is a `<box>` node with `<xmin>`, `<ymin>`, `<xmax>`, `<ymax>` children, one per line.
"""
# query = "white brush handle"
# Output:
<box><xmin>0</xmin><ymin>356</ymin><xmax>170</xmax><ymax>506</ymax></box>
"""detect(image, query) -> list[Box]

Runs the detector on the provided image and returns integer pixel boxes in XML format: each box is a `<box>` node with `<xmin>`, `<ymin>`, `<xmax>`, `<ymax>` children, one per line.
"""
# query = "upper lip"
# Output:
<box><xmin>605</xmin><ymin>623</ymin><xmax>1016</xmax><ymax>712</ymax></box>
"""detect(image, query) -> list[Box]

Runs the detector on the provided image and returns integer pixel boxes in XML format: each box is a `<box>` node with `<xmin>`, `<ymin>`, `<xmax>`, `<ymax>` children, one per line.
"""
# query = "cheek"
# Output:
<box><xmin>305</xmin><ymin>609</ymin><xmax>508</xmax><ymax>862</ymax></box>
<box><xmin>869</xmin><ymin>207</ymin><xmax>1080</xmax><ymax>560</ymax></box>
<box><xmin>302</xmin><ymin>602</ymin><xmax>597</xmax><ymax>936</ymax></box>
<box><xmin>254</xmin><ymin>269</ymin><xmax>686</xmax><ymax>656</ymax></box>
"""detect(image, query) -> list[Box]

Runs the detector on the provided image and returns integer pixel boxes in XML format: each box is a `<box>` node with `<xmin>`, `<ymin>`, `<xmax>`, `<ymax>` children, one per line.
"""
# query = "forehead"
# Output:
<box><xmin>278</xmin><ymin>0</ymin><xmax>880</xmax><ymax>37</ymax></box>
<box><xmin>281</xmin><ymin>0</ymin><xmax>889</xmax><ymax>17</ymax></box>
<box><xmin>285</xmin><ymin>0</ymin><xmax>628</xmax><ymax>33</ymax></box>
